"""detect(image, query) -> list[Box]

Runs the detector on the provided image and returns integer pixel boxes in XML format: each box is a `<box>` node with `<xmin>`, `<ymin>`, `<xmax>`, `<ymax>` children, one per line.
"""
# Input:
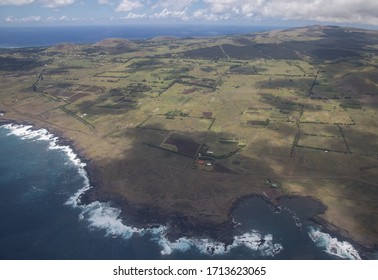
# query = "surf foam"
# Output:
<box><xmin>152</xmin><ymin>227</ymin><xmax>283</xmax><ymax>256</ymax></box>
<box><xmin>80</xmin><ymin>201</ymin><xmax>143</xmax><ymax>239</ymax></box>
<box><xmin>2</xmin><ymin>124</ymin><xmax>90</xmax><ymax>204</ymax></box>
<box><xmin>308</xmin><ymin>227</ymin><xmax>361</xmax><ymax>260</ymax></box>
<box><xmin>71</xmin><ymin>196</ymin><xmax>284</xmax><ymax>257</ymax></box>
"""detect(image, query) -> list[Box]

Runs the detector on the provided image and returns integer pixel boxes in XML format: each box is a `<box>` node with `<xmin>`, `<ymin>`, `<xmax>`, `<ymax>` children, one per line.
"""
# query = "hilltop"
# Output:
<box><xmin>92</xmin><ymin>38</ymin><xmax>136</xmax><ymax>48</ymax></box>
<box><xmin>0</xmin><ymin>25</ymin><xmax>377</xmax><ymax>254</ymax></box>
<box><xmin>149</xmin><ymin>36</ymin><xmax>179</xmax><ymax>42</ymax></box>
<box><xmin>46</xmin><ymin>43</ymin><xmax>80</xmax><ymax>52</ymax></box>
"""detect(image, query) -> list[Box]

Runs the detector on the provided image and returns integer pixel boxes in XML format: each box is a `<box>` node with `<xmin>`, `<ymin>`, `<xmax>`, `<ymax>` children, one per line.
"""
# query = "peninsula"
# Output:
<box><xmin>1</xmin><ymin>25</ymin><xmax>377</xmax><ymax>253</ymax></box>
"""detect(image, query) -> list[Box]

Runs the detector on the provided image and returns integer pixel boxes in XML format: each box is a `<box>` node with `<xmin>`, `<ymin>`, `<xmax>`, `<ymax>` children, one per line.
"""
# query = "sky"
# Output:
<box><xmin>0</xmin><ymin>0</ymin><xmax>378</xmax><ymax>27</ymax></box>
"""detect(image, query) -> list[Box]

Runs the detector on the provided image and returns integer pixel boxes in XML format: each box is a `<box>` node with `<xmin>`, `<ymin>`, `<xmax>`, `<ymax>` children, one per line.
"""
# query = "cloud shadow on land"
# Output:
<box><xmin>78</xmin><ymin>118</ymin><xmax>355</xmax><ymax>245</ymax></box>
<box><xmin>80</xmin><ymin>123</ymin><xmax>292</xmax><ymax>244</ymax></box>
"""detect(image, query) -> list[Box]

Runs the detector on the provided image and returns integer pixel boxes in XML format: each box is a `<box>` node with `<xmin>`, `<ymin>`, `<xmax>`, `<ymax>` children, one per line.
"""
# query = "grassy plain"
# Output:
<box><xmin>1</xmin><ymin>26</ymin><xmax>378</xmax><ymax>250</ymax></box>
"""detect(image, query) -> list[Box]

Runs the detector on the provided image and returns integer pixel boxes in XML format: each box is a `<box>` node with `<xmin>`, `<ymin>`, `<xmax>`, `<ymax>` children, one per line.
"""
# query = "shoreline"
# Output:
<box><xmin>0</xmin><ymin>118</ymin><xmax>376</xmax><ymax>258</ymax></box>
<box><xmin>229</xmin><ymin>193</ymin><xmax>377</xmax><ymax>255</ymax></box>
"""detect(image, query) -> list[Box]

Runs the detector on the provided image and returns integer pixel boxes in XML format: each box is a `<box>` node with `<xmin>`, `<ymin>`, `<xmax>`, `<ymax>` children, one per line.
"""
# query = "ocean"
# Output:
<box><xmin>0</xmin><ymin>124</ymin><xmax>365</xmax><ymax>260</ymax></box>
<box><xmin>0</xmin><ymin>24</ymin><xmax>280</xmax><ymax>48</ymax></box>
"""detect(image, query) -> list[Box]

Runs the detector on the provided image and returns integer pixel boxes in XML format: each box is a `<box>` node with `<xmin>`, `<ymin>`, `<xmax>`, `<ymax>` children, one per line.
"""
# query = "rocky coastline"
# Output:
<box><xmin>0</xmin><ymin>115</ymin><xmax>376</xmax><ymax>258</ymax></box>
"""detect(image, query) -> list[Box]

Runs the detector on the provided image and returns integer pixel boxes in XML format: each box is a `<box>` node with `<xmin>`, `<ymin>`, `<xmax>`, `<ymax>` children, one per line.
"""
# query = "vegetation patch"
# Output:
<box><xmin>164</xmin><ymin>134</ymin><xmax>201</xmax><ymax>157</ymax></box>
<box><xmin>164</xmin><ymin>109</ymin><xmax>189</xmax><ymax>119</ymax></box>
<box><xmin>178</xmin><ymin>77</ymin><xmax>218</xmax><ymax>90</ymax></box>
<box><xmin>297</xmin><ymin>133</ymin><xmax>347</xmax><ymax>153</ymax></box>
<box><xmin>128</xmin><ymin>59</ymin><xmax>165</xmax><ymax>70</ymax></box>
<box><xmin>180</xmin><ymin>45</ymin><xmax>227</xmax><ymax>60</ymax></box>
<box><xmin>0</xmin><ymin>56</ymin><xmax>46</xmax><ymax>71</ymax></box>
<box><xmin>218</xmin><ymin>138</ymin><xmax>239</xmax><ymax>144</ymax></box>
<box><xmin>229</xmin><ymin>65</ymin><xmax>261</xmax><ymax>75</ymax></box>
<box><xmin>139</xmin><ymin>115</ymin><xmax>212</xmax><ymax>132</ymax></box>
<box><xmin>214</xmin><ymin>163</ymin><xmax>234</xmax><ymax>174</ymax></box>
<box><xmin>311</xmin><ymin>48</ymin><xmax>360</xmax><ymax>60</ymax></box>
<box><xmin>247</xmin><ymin>120</ymin><xmax>270</xmax><ymax>126</ymax></box>
<box><xmin>95</xmin><ymin>71</ymin><xmax>129</xmax><ymax>78</ymax></box>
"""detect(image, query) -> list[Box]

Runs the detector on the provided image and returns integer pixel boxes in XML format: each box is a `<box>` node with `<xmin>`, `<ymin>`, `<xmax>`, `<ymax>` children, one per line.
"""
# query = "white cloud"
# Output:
<box><xmin>203</xmin><ymin>0</ymin><xmax>237</xmax><ymax>14</ymax></box>
<box><xmin>193</xmin><ymin>9</ymin><xmax>207</xmax><ymax>18</ymax></box>
<box><xmin>120</xmin><ymin>12</ymin><xmax>146</xmax><ymax>19</ymax></box>
<box><xmin>0</xmin><ymin>0</ymin><xmax>34</xmax><ymax>5</ymax></box>
<box><xmin>260</xmin><ymin>0</ymin><xmax>378</xmax><ymax>25</ymax></box>
<box><xmin>4</xmin><ymin>15</ymin><xmax>42</xmax><ymax>22</ymax></box>
<box><xmin>193</xmin><ymin>9</ymin><xmax>219</xmax><ymax>21</ymax></box>
<box><xmin>5</xmin><ymin>16</ymin><xmax>15</xmax><ymax>22</ymax></box>
<box><xmin>152</xmin><ymin>0</ymin><xmax>197</xmax><ymax>11</ymax></box>
<box><xmin>0</xmin><ymin>0</ymin><xmax>75</xmax><ymax>7</ymax></box>
<box><xmin>27</xmin><ymin>15</ymin><xmax>41</xmax><ymax>21</ymax></box>
<box><xmin>1</xmin><ymin>0</ymin><xmax>378</xmax><ymax>25</ymax></box>
<box><xmin>41</xmin><ymin>0</ymin><xmax>75</xmax><ymax>8</ymax></box>
<box><xmin>153</xmin><ymin>8</ymin><xmax>190</xmax><ymax>21</ymax></box>
<box><xmin>116</xmin><ymin>0</ymin><xmax>142</xmax><ymax>12</ymax></box>
<box><xmin>44</xmin><ymin>15</ymin><xmax>89</xmax><ymax>22</ymax></box>
<box><xmin>203</xmin><ymin>0</ymin><xmax>378</xmax><ymax>25</ymax></box>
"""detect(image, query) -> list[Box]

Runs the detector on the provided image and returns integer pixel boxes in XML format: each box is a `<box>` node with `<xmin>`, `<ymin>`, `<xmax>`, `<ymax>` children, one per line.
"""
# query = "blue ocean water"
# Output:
<box><xmin>0</xmin><ymin>25</ymin><xmax>280</xmax><ymax>48</ymax></box>
<box><xmin>0</xmin><ymin>124</ymin><xmax>365</xmax><ymax>260</ymax></box>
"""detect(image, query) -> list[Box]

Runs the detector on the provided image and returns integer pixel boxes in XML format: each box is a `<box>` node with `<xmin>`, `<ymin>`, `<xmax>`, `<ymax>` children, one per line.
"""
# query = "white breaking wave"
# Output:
<box><xmin>233</xmin><ymin>233</ymin><xmax>283</xmax><ymax>257</ymax></box>
<box><xmin>3</xmin><ymin>124</ymin><xmax>52</xmax><ymax>141</ymax></box>
<box><xmin>2</xmin><ymin>123</ymin><xmax>86</xmax><ymax>168</ymax></box>
<box><xmin>79</xmin><ymin>201</ymin><xmax>143</xmax><ymax>239</ymax></box>
<box><xmin>308</xmin><ymin>227</ymin><xmax>361</xmax><ymax>260</ymax></box>
<box><xmin>1</xmin><ymin>123</ymin><xmax>284</xmax><ymax>257</ymax></box>
<box><xmin>2</xmin><ymin>123</ymin><xmax>90</xmax><ymax>202</ymax></box>
<box><xmin>69</xmin><ymin>190</ymin><xmax>284</xmax><ymax>257</ymax></box>
<box><xmin>151</xmin><ymin>227</ymin><xmax>283</xmax><ymax>256</ymax></box>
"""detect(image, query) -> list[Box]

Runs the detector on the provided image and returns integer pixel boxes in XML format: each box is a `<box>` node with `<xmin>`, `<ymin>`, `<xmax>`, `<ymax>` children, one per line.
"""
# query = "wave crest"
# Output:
<box><xmin>150</xmin><ymin>228</ymin><xmax>283</xmax><ymax>256</ymax></box>
<box><xmin>309</xmin><ymin>227</ymin><xmax>361</xmax><ymax>260</ymax></box>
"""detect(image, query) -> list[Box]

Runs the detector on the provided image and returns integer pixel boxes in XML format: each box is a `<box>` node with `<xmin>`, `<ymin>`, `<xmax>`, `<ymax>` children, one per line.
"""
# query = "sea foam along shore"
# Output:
<box><xmin>1</xmin><ymin>123</ymin><xmax>286</xmax><ymax>258</ymax></box>
<box><xmin>309</xmin><ymin>227</ymin><xmax>361</xmax><ymax>260</ymax></box>
<box><xmin>280</xmin><ymin>203</ymin><xmax>361</xmax><ymax>259</ymax></box>
<box><xmin>153</xmin><ymin>228</ymin><xmax>283</xmax><ymax>256</ymax></box>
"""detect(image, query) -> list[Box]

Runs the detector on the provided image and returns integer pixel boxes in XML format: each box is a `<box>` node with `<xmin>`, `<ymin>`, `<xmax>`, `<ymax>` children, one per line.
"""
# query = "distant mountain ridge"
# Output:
<box><xmin>93</xmin><ymin>38</ymin><xmax>136</xmax><ymax>48</ymax></box>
